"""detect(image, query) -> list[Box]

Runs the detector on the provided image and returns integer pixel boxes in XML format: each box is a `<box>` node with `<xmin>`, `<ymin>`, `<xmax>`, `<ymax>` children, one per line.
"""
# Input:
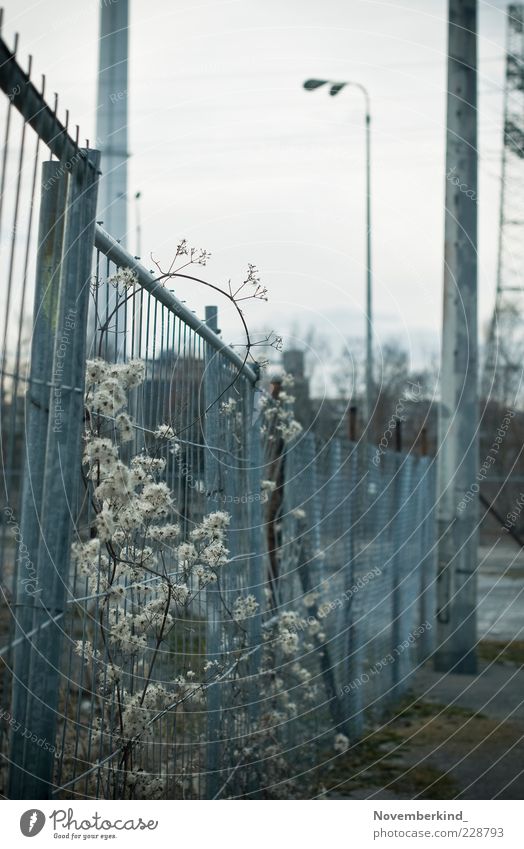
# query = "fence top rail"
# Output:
<box><xmin>0</xmin><ymin>35</ymin><xmax>98</xmax><ymax>173</ymax></box>
<box><xmin>94</xmin><ymin>225</ymin><xmax>258</xmax><ymax>385</ymax></box>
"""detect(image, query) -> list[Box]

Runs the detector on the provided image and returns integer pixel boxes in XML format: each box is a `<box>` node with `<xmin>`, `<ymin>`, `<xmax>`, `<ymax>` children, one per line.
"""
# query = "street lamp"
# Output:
<box><xmin>303</xmin><ymin>78</ymin><xmax>373</xmax><ymax>428</ymax></box>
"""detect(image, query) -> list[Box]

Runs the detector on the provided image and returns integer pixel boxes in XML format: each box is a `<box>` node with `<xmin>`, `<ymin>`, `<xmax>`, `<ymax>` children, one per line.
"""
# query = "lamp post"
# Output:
<box><xmin>303</xmin><ymin>78</ymin><xmax>373</xmax><ymax>427</ymax></box>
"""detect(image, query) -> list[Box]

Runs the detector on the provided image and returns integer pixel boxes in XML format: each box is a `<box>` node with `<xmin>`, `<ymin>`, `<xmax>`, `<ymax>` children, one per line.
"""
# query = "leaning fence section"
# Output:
<box><xmin>0</xmin><ymin>26</ymin><xmax>438</xmax><ymax>801</ymax></box>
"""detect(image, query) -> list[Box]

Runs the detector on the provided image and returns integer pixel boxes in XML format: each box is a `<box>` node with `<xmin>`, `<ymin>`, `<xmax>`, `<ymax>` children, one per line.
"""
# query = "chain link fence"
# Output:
<box><xmin>0</xmin><ymin>26</ymin><xmax>437</xmax><ymax>800</ymax></box>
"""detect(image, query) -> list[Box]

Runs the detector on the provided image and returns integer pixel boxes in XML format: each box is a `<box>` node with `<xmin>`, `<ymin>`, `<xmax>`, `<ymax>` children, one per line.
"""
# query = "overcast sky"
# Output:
<box><xmin>2</xmin><ymin>0</ymin><xmax>511</xmax><ymax>387</ymax></box>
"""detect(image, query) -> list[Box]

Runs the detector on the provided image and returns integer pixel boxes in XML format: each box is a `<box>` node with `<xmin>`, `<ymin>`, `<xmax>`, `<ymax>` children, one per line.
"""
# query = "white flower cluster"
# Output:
<box><xmin>183</xmin><ymin>511</ymin><xmax>231</xmax><ymax>584</ymax></box>
<box><xmin>175</xmin><ymin>239</ymin><xmax>211</xmax><ymax>266</ymax></box>
<box><xmin>76</xmin><ymin>361</ymin><xmax>236</xmax><ymax>762</ymax></box>
<box><xmin>119</xmin><ymin>686</ymin><xmax>175</xmax><ymax>743</ymax></box>
<box><xmin>279</xmin><ymin>629</ymin><xmax>300</xmax><ymax>655</ymax></box>
<box><xmin>200</xmin><ymin>511</ymin><xmax>230</xmax><ymax>535</ymax></box>
<box><xmin>220</xmin><ymin>398</ymin><xmax>237</xmax><ymax>415</ymax></box>
<box><xmin>245</xmin><ymin>263</ymin><xmax>268</xmax><ymax>301</ymax></box>
<box><xmin>291</xmin><ymin>661</ymin><xmax>312</xmax><ymax>684</ymax></box>
<box><xmin>80</xmin><ymin>358</ymin><xmax>196</xmax><ymax>603</ymax></box>
<box><xmin>302</xmin><ymin>591</ymin><xmax>318</xmax><ymax>609</ymax></box>
<box><xmin>108</xmin><ymin>267</ymin><xmax>139</xmax><ymax>290</ymax></box>
<box><xmin>147</xmin><ymin>523</ymin><xmax>180</xmax><ymax>542</ymax></box>
<box><xmin>75</xmin><ymin>352</ymin><xmax>324</xmax><ymax>798</ymax></box>
<box><xmin>334</xmin><ymin>732</ymin><xmax>349</xmax><ymax>753</ymax></box>
<box><xmin>233</xmin><ymin>594</ymin><xmax>259</xmax><ymax>621</ymax></box>
<box><xmin>99</xmin><ymin>662</ymin><xmax>122</xmax><ymax>692</ymax></box>
<box><xmin>280</xmin><ymin>610</ymin><xmax>299</xmax><ymax>629</ymax></box>
<box><xmin>175</xmin><ymin>674</ymin><xmax>204</xmax><ymax>704</ymax></box>
<box><xmin>95</xmin><ymin>505</ymin><xmax>115</xmax><ymax>542</ymax></box>
<box><xmin>261</xmin><ymin>479</ymin><xmax>277</xmax><ymax>494</ymax></box>
<box><xmin>82</xmin><ymin>361</ymin><xmax>184</xmax><ymax>572</ymax></box>
<box><xmin>127</xmin><ymin>768</ymin><xmax>165</xmax><ymax>800</ymax></box>
<box><xmin>87</xmin><ymin>451</ymin><xmax>175</xmax><ymax>544</ymax></box>
<box><xmin>85</xmin><ymin>358</ymin><xmax>145</xmax><ymax>440</ymax></box>
<box><xmin>171</xmin><ymin>583</ymin><xmax>190</xmax><ymax>606</ymax></box>
<box><xmin>277</xmin><ymin>390</ymin><xmax>295</xmax><ymax>404</ymax></box>
<box><xmin>131</xmin><ymin>455</ymin><xmax>166</xmax><ymax>475</ymax></box>
<box><xmin>154</xmin><ymin>423</ymin><xmax>176</xmax><ymax>440</ymax></box>
<box><xmin>107</xmin><ymin>607</ymin><xmax>149</xmax><ymax>653</ymax></box>
<box><xmin>74</xmin><ymin>639</ymin><xmax>99</xmax><ymax>662</ymax></box>
<box><xmin>291</xmin><ymin>507</ymin><xmax>306</xmax><ymax>520</ymax></box>
<box><xmin>86</xmin><ymin>358</ymin><xmax>145</xmax><ymax>393</ymax></box>
<box><xmin>268</xmin><ymin>610</ymin><xmax>300</xmax><ymax>656</ymax></box>
<box><xmin>307</xmin><ymin>618</ymin><xmax>325</xmax><ymax>639</ymax></box>
<box><xmin>260</xmin><ymin>376</ymin><xmax>303</xmax><ymax>443</ymax></box>
<box><xmin>260</xmin><ymin>480</ymin><xmax>276</xmax><ymax>505</ymax></box>
<box><xmin>72</xmin><ymin>539</ymin><xmax>114</xmax><ymax>594</ymax></box>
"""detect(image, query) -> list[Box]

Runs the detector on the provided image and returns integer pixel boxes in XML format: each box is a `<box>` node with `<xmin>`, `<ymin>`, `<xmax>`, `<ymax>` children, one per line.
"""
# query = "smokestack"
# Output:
<box><xmin>96</xmin><ymin>0</ymin><xmax>129</xmax><ymax>245</ymax></box>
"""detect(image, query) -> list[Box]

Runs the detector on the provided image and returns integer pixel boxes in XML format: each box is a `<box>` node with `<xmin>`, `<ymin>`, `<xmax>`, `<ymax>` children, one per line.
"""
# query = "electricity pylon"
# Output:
<box><xmin>483</xmin><ymin>4</ymin><xmax>524</xmax><ymax>407</ymax></box>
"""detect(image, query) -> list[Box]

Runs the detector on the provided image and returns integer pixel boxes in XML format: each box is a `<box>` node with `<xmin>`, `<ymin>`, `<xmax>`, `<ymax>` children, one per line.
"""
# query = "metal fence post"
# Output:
<box><xmin>418</xmin><ymin>459</ymin><xmax>437</xmax><ymax>661</ymax></box>
<box><xmin>204</xmin><ymin>305</ymin><xmax>222</xmax><ymax>799</ymax></box>
<box><xmin>9</xmin><ymin>149</ymin><xmax>100</xmax><ymax>799</ymax></box>
<box><xmin>390</xmin><ymin>454</ymin><xmax>401</xmax><ymax>701</ymax></box>
<box><xmin>295</xmin><ymin>435</ymin><xmax>349</xmax><ymax>737</ymax></box>
<box><xmin>244</xmin><ymin>376</ymin><xmax>264</xmax><ymax>781</ymax></box>
<box><xmin>390</xmin><ymin>453</ymin><xmax>413</xmax><ymax>701</ymax></box>
<box><xmin>344</xmin><ymin>446</ymin><xmax>365</xmax><ymax>738</ymax></box>
<box><xmin>8</xmin><ymin>162</ymin><xmax>69</xmax><ymax>799</ymax></box>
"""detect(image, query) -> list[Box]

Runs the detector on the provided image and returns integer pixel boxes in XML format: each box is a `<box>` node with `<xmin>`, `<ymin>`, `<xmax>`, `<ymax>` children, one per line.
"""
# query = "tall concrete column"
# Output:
<box><xmin>435</xmin><ymin>0</ymin><xmax>479</xmax><ymax>674</ymax></box>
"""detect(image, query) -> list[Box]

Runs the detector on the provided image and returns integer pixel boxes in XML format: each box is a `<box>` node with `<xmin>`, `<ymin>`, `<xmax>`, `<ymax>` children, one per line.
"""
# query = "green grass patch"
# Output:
<box><xmin>478</xmin><ymin>640</ymin><xmax>524</xmax><ymax>666</ymax></box>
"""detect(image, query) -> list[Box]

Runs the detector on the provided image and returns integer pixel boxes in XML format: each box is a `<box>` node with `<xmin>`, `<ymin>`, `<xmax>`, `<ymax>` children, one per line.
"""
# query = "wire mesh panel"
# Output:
<box><xmin>0</xmin><ymin>31</ymin><xmax>104</xmax><ymax>798</ymax></box>
<box><xmin>201</xmin><ymin>327</ymin><xmax>264</xmax><ymax>799</ymax></box>
<box><xmin>37</xmin><ymin>228</ymin><xmax>284</xmax><ymax>802</ymax></box>
<box><xmin>0</xmin><ymin>123</ymin><xmax>44</xmax><ymax>714</ymax></box>
<box><xmin>0</xmin><ymin>49</ymin><xmax>53</xmax><ymax>712</ymax></box>
<box><xmin>260</xmin><ymin>427</ymin><xmax>438</xmax><ymax>771</ymax></box>
<box><xmin>358</xmin><ymin>449</ymin><xmax>395</xmax><ymax>717</ymax></box>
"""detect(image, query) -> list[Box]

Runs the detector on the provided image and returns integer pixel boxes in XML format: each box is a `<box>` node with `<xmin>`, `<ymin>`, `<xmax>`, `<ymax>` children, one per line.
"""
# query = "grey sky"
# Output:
<box><xmin>3</xmin><ymin>0</ymin><xmax>511</xmax><ymax>386</ymax></box>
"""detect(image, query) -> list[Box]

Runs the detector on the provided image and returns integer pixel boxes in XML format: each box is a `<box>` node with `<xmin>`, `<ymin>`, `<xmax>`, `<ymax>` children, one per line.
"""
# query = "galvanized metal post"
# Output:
<box><xmin>295</xmin><ymin>435</ymin><xmax>349</xmax><ymax>737</ymax></box>
<box><xmin>394</xmin><ymin>416</ymin><xmax>402</xmax><ymax>453</ymax></box>
<box><xmin>242</xmin><ymin>371</ymin><xmax>264</xmax><ymax>795</ymax></box>
<box><xmin>245</xmin><ymin>376</ymin><xmax>263</xmax><ymax>693</ymax></box>
<box><xmin>345</xmin><ymin>447</ymin><xmax>365</xmax><ymax>737</ymax></box>
<box><xmin>11</xmin><ymin>149</ymin><xmax>100</xmax><ymax>798</ymax></box>
<box><xmin>418</xmin><ymin>458</ymin><xmax>437</xmax><ymax>662</ymax></box>
<box><xmin>204</xmin><ymin>305</ymin><xmax>222</xmax><ymax>799</ymax></box>
<box><xmin>391</xmin><ymin>454</ymin><xmax>413</xmax><ymax>700</ymax></box>
<box><xmin>435</xmin><ymin>0</ymin><xmax>478</xmax><ymax>674</ymax></box>
<box><xmin>8</xmin><ymin>162</ymin><xmax>68</xmax><ymax>799</ymax></box>
<box><xmin>349</xmin><ymin>404</ymin><xmax>358</xmax><ymax>442</ymax></box>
